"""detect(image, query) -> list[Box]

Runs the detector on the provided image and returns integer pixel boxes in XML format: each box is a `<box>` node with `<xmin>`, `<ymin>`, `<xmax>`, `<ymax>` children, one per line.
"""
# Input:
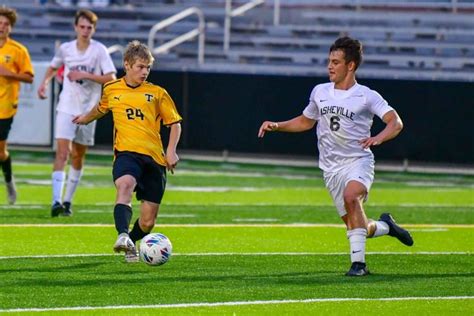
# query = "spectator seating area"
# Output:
<box><xmin>4</xmin><ymin>0</ymin><xmax>474</xmax><ymax>81</ymax></box>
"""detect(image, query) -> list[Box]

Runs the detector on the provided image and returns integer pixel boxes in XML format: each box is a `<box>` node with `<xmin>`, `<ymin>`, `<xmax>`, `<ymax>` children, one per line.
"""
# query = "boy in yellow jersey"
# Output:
<box><xmin>0</xmin><ymin>6</ymin><xmax>34</xmax><ymax>204</ymax></box>
<box><xmin>73</xmin><ymin>41</ymin><xmax>182</xmax><ymax>262</ymax></box>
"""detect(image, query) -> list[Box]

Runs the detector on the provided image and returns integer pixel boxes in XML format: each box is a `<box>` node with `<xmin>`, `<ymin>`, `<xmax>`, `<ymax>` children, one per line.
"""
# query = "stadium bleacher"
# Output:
<box><xmin>4</xmin><ymin>0</ymin><xmax>474</xmax><ymax>81</ymax></box>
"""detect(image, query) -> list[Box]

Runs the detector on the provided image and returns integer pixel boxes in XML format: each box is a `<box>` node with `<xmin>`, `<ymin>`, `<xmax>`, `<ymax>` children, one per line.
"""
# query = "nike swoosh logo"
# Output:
<box><xmin>352</xmin><ymin>250</ymin><xmax>362</xmax><ymax>254</ymax></box>
<box><xmin>319</xmin><ymin>99</ymin><xmax>328</xmax><ymax>102</ymax></box>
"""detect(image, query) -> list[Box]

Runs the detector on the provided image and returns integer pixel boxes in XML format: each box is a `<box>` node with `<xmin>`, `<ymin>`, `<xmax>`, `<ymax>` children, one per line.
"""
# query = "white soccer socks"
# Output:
<box><xmin>52</xmin><ymin>171</ymin><xmax>66</xmax><ymax>204</ymax></box>
<box><xmin>347</xmin><ymin>228</ymin><xmax>367</xmax><ymax>263</ymax></box>
<box><xmin>63</xmin><ymin>167</ymin><xmax>83</xmax><ymax>203</ymax></box>
<box><xmin>372</xmin><ymin>220</ymin><xmax>390</xmax><ymax>237</ymax></box>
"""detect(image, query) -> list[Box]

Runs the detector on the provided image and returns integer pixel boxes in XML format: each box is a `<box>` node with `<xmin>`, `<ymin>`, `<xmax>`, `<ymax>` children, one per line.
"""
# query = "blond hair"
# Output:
<box><xmin>123</xmin><ymin>40</ymin><xmax>155</xmax><ymax>66</ymax></box>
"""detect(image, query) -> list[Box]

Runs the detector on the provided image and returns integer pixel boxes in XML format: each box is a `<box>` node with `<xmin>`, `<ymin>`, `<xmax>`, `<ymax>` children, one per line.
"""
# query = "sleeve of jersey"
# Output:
<box><xmin>367</xmin><ymin>89</ymin><xmax>394</xmax><ymax>119</ymax></box>
<box><xmin>19</xmin><ymin>48</ymin><xmax>34</xmax><ymax>76</ymax></box>
<box><xmin>97</xmin><ymin>87</ymin><xmax>110</xmax><ymax>114</ymax></box>
<box><xmin>99</xmin><ymin>45</ymin><xmax>117</xmax><ymax>75</ymax></box>
<box><xmin>302</xmin><ymin>86</ymin><xmax>320</xmax><ymax>120</ymax></box>
<box><xmin>50</xmin><ymin>45</ymin><xmax>64</xmax><ymax>69</ymax></box>
<box><xmin>159</xmin><ymin>89</ymin><xmax>182</xmax><ymax>126</ymax></box>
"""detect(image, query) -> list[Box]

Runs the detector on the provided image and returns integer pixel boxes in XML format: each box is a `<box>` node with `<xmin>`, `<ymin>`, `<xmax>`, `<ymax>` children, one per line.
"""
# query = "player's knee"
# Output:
<box><xmin>343</xmin><ymin>192</ymin><xmax>359</xmax><ymax>208</ymax></box>
<box><xmin>0</xmin><ymin>151</ymin><xmax>8</xmax><ymax>161</ymax></box>
<box><xmin>140</xmin><ymin>218</ymin><xmax>155</xmax><ymax>232</ymax></box>
<box><xmin>55</xmin><ymin>150</ymin><xmax>69</xmax><ymax>163</ymax></box>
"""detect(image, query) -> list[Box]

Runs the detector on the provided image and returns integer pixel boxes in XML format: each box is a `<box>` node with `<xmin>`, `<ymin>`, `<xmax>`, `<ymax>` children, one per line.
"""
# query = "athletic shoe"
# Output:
<box><xmin>379</xmin><ymin>213</ymin><xmax>414</xmax><ymax>246</ymax></box>
<box><xmin>113</xmin><ymin>233</ymin><xmax>136</xmax><ymax>253</ymax></box>
<box><xmin>125</xmin><ymin>249</ymin><xmax>139</xmax><ymax>263</ymax></box>
<box><xmin>345</xmin><ymin>262</ymin><xmax>370</xmax><ymax>276</ymax></box>
<box><xmin>6</xmin><ymin>179</ymin><xmax>16</xmax><ymax>205</ymax></box>
<box><xmin>62</xmin><ymin>201</ymin><xmax>73</xmax><ymax>217</ymax></box>
<box><xmin>51</xmin><ymin>201</ymin><xmax>64</xmax><ymax>217</ymax></box>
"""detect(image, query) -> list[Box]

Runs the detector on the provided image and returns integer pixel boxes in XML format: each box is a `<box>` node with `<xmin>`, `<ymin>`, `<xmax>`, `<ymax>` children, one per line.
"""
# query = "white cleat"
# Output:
<box><xmin>113</xmin><ymin>233</ymin><xmax>136</xmax><ymax>253</ymax></box>
<box><xmin>6</xmin><ymin>179</ymin><xmax>17</xmax><ymax>205</ymax></box>
<box><xmin>125</xmin><ymin>249</ymin><xmax>139</xmax><ymax>263</ymax></box>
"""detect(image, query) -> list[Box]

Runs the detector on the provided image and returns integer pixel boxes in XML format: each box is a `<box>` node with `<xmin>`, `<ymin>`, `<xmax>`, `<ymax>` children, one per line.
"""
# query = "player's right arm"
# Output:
<box><xmin>258</xmin><ymin>115</ymin><xmax>316</xmax><ymax>138</ymax></box>
<box><xmin>72</xmin><ymin>104</ymin><xmax>106</xmax><ymax>125</ymax></box>
<box><xmin>37</xmin><ymin>66</ymin><xmax>59</xmax><ymax>99</ymax></box>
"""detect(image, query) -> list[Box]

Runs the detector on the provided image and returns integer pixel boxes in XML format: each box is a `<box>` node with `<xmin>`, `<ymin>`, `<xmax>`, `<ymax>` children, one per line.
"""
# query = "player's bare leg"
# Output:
<box><xmin>62</xmin><ymin>142</ymin><xmax>88</xmax><ymax>216</ymax></box>
<box><xmin>126</xmin><ymin>201</ymin><xmax>160</xmax><ymax>263</ymax></box>
<box><xmin>343</xmin><ymin>180</ymin><xmax>370</xmax><ymax>276</ymax></box>
<box><xmin>51</xmin><ymin>138</ymin><xmax>71</xmax><ymax>216</ymax></box>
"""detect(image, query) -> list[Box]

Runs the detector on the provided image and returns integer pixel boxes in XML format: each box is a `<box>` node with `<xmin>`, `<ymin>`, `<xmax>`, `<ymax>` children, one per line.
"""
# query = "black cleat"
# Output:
<box><xmin>62</xmin><ymin>201</ymin><xmax>73</xmax><ymax>217</ymax></box>
<box><xmin>379</xmin><ymin>213</ymin><xmax>414</xmax><ymax>246</ymax></box>
<box><xmin>51</xmin><ymin>201</ymin><xmax>64</xmax><ymax>217</ymax></box>
<box><xmin>345</xmin><ymin>262</ymin><xmax>370</xmax><ymax>277</ymax></box>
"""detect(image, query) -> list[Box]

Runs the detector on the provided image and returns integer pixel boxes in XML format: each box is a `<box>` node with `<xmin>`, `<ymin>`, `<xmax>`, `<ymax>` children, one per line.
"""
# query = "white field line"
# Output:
<box><xmin>0</xmin><ymin>251</ymin><xmax>470</xmax><ymax>260</ymax></box>
<box><xmin>1</xmin><ymin>296</ymin><xmax>473</xmax><ymax>313</ymax></box>
<box><xmin>0</xmin><ymin>223</ymin><xmax>473</xmax><ymax>228</ymax></box>
<box><xmin>0</xmin><ymin>203</ymin><xmax>472</xmax><ymax>208</ymax></box>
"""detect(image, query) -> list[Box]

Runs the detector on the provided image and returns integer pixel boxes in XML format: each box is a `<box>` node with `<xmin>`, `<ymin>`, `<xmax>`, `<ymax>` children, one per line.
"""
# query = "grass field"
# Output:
<box><xmin>0</xmin><ymin>154</ymin><xmax>473</xmax><ymax>315</ymax></box>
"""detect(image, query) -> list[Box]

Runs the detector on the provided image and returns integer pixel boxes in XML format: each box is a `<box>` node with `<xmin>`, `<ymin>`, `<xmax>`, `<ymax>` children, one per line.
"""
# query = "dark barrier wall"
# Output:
<box><xmin>96</xmin><ymin>70</ymin><xmax>474</xmax><ymax>164</ymax></box>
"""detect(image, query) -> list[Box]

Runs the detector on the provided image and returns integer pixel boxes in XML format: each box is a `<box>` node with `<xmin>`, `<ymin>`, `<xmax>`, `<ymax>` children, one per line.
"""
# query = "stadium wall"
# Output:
<box><xmin>95</xmin><ymin>70</ymin><xmax>474</xmax><ymax>164</ymax></box>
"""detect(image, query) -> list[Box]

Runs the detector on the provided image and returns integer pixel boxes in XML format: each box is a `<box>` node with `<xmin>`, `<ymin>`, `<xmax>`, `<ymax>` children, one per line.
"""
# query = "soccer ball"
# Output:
<box><xmin>139</xmin><ymin>233</ymin><xmax>172</xmax><ymax>266</ymax></box>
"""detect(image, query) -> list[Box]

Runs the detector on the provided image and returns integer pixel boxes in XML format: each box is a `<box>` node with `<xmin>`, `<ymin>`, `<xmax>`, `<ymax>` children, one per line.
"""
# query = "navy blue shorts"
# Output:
<box><xmin>0</xmin><ymin>117</ymin><xmax>14</xmax><ymax>141</ymax></box>
<box><xmin>113</xmin><ymin>151</ymin><xmax>167</xmax><ymax>204</ymax></box>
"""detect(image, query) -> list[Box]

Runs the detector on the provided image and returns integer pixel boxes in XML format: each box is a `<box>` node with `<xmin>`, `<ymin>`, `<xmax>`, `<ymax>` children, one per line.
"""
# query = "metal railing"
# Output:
<box><xmin>224</xmin><ymin>0</ymin><xmax>265</xmax><ymax>53</ymax></box>
<box><xmin>107</xmin><ymin>44</ymin><xmax>125</xmax><ymax>56</ymax></box>
<box><xmin>148</xmin><ymin>7</ymin><xmax>206</xmax><ymax>65</ymax></box>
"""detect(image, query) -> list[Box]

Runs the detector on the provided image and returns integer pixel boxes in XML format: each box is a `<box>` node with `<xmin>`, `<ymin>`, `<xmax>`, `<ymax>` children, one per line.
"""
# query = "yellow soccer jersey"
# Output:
<box><xmin>98</xmin><ymin>78</ymin><xmax>182</xmax><ymax>166</ymax></box>
<box><xmin>0</xmin><ymin>38</ymin><xmax>34</xmax><ymax>119</ymax></box>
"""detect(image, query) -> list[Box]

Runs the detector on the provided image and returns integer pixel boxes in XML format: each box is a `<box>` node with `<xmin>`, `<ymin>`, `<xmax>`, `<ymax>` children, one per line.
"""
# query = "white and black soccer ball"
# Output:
<box><xmin>139</xmin><ymin>233</ymin><xmax>172</xmax><ymax>266</ymax></box>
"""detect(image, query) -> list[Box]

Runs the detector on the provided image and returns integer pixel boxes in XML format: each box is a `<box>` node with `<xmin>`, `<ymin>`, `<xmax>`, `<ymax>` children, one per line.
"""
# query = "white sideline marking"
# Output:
<box><xmin>1</xmin><ymin>296</ymin><xmax>472</xmax><ymax>313</ymax></box>
<box><xmin>410</xmin><ymin>228</ymin><xmax>449</xmax><ymax>232</ymax></box>
<box><xmin>233</xmin><ymin>218</ymin><xmax>279</xmax><ymax>222</ymax></box>
<box><xmin>167</xmin><ymin>186</ymin><xmax>264</xmax><ymax>192</ymax></box>
<box><xmin>0</xmin><ymin>203</ymin><xmax>472</xmax><ymax>208</ymax></box>
<box><xmin>0</xmin><ymin>251</ymin><xmax>470</xmax><ymax>260</ymax></box>
<box><xmin>0</xmin><ymin>223</ymin><xmax>472</xmax><ymax>228</ymax></box>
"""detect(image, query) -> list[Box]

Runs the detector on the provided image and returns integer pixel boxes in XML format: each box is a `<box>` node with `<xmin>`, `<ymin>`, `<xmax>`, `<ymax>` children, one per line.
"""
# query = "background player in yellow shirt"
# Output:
<box><xmin>73</xmin><ymin>41</ymin><xmax>182</xmax><ymax>262</ymax></box>
<box><xmin>0</xmin><ymin>6</ymin><xmax>34</xmax><ymax>204</ymax></box>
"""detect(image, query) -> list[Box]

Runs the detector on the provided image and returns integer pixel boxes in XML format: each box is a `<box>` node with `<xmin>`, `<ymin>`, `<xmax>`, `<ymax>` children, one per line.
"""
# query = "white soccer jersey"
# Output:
<box><xmin>303</xmin><ymin>82</ymin><xmax>394</xmax><ymax>172</ymax></box>
<box><xmin>51</xmin><ymin>39</ymin><xmax>116</xmax><ymax>115</ymax></box>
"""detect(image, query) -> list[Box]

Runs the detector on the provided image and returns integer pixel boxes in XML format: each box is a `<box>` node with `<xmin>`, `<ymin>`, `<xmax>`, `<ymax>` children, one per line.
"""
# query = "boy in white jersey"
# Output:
<box><xmin>37</xmin><ymin>9</ymin><xmax>116</xmax><ymax>217</ymax></box>
<box><xmin>258</xmin><ymin>37</ymin><xmax>413</xmax><ymax>276</ymax></box>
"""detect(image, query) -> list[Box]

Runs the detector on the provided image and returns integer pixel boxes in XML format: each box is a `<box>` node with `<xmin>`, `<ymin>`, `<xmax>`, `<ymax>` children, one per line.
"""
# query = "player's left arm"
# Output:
<box><xmin>359</xmin><ymin>110</ymin><xmax>403</xmax><ymax>149</ymax></box>
<box><xmin>165</xmin><ymin>122</ymin><xmax>182</xmax><ymax>174</ymax></box>
<box><xmin>67</xmin><ymin>71</ymin><xmax>116</xmax><ymax>84</ymax></box>
<box><xmin>72</xmin><ymin>104</ymin><xmax>107</xmax><ymax>125</ymax></box>
<box><xmin>0</xmin><ymin>65</ymin><xmax>33</xmax><ymax>83</ymax></box>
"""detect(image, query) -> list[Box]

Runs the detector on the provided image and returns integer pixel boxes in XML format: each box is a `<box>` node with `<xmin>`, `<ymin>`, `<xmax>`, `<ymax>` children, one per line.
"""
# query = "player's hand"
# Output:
<box><xmin>258</xmin><ymin>121</ymin><xmax>279</xmax><ymax>138</ymax></box>
<box><xmin>72</xmin><ymin>115</ymin><xmax>87</xmax><ymax>125</ymax></box>
<box><xmin>359</xmin><ymin>136</ymin><xmax>383</xmax><ymax>149</ymax></box>
<box><xmin>67</xmin><ymin>71</ymin><xmax>88</xmax><ymax>82</ymax></box>
<box><xmin>37</xmin><ymin>84</ymin><xmax>48</xmax><ymax>99</ymax></box>
<box><xmin>166</xmin><ymin>151</ymin><xmax>179</xmax><ymax>174</ymax></box>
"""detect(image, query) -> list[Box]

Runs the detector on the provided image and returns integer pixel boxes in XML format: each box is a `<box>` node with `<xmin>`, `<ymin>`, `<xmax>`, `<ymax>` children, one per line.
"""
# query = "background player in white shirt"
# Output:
<box><xmin>37</xmin><ymin>9</ymin><xmax>116</xmax><ymax>217</ymax></box>
<box><xmin>258</xmin><ymin>36</ymin><xmax>413</xmax><ymax>276</ymax></box>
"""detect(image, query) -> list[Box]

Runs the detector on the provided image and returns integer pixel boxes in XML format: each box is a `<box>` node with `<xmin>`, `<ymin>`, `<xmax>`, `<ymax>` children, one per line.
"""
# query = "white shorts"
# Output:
<box><xmin>55</xmin><ymin>111</ymin><xmax>96</xmax><ymax>146</ymax></box>
<box><xmin>323</xmin><ymin>157</ymin><xmax>375</xmax><ymax>217</ymax></box>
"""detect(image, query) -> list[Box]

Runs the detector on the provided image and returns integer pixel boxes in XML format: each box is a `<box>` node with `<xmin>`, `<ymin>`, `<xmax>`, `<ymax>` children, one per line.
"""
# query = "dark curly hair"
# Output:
<box><xmin>330</xmin><ymin>36</ymin><xmax>363</xmax><ymax>70</ymax></box>
<box><xmin>0</xmin><ymin>6</ymin><xmax>17</xmax><ymax>27</ymax></box>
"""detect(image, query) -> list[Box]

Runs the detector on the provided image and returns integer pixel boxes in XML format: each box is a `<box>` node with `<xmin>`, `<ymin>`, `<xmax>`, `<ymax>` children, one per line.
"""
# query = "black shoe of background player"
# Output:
<box><xmin>62</xmin><ymin>201</ymin><xmax>73</xmax><ymax>217</ymax></box>
<box><xmin>51</xmin><ymin>201</ymin><xmax>64</xmax><ymax>217</ymax></box>
<box><xmin>379</xmin><ymin>213</ymin><xmax>414</xmax><ymax>246</ymax></box>
<box><xmin>345</xmin><ymin>262</ymin><xmax>370</xmax><ymax>276</ymax></box>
